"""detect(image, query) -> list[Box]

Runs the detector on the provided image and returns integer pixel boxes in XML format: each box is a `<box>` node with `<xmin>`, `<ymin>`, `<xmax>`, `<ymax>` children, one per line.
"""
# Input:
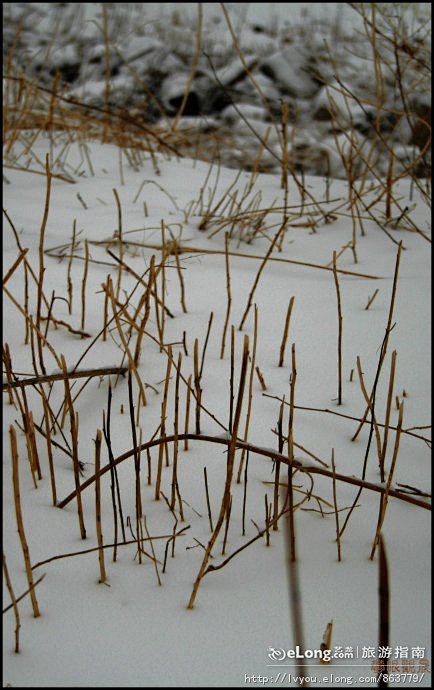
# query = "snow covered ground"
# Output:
<box><xmin>3</xmin><ymin>133</ymin><xmax>431</xmax><ymax>686</ymax></box>
<box><xmin>2</xmin><ymin>3</ymin><xmax>431</xmax><ymax>688</ymax></box>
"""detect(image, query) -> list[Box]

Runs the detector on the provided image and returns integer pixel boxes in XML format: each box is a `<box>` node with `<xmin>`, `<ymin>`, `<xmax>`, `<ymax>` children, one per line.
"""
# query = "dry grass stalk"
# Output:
<box><xmin>352</xmin><ymin>242</ymin><xmax>402</xmax><ymax>442</ymax></box>
<box><xmin>242</xmin><ymin>450</ymin><xmax>249</xmax><ymax>536</ymax></box>
<box><xmin>2</xmin><ymin>553</ymin><xmax>21</xmax><ymax>653</ymax></box>
<box><xmin>35</xmin><ymin>154</ymin><xmax>53</xmax><ymax>375</ymax></box>
<box><xmin>264</xmin><ymin>494</ymin><xmax>271</xmax><ymax>546</ymax></box>
<box><xmin>273</xmin><ymin>397</ymin><xmax>285</xmax><ymax>530</ymax></box>
<box><xmin>41</xmin><ymin>392</ymin><xmax>57</xmax><ymax>505</ymax></box>
<box><xmin>199</xmin><ymin>311</ymin><xmax>214</xmax><ymax>379</ymax></box>
<box><xmin>174</xmin><ymin>242</ymin><xmax>187</xmax><ymax>313</ymax></box>
<box><xmin>112</xmin><ymin>188</ymin><xmax>123</xmax><ymax>299</ymax></box>
<box><xmin>255</xmin><ymin>366</ymin><xmax>267</xmax><ymax>391</ymax></box>
<box><xmin>332</xmin><ymin>251</ymin><xmax>343</xmax><ymax>405</ymax></box>
<box><xmin>3</xmin><ymin>248</ymin><xmax>28</xmax><ymax>286</ymax></box>
<box><xmin>378</xmin><ymin>535</ymin><xmax>390</xmax><ymax>686</ymax></box>
<box><xmin>237</xmin><ymin>304</ymin><xmax>258</xmax><ymax>482</ymax></box>
<box><xmin>229</xmin><ymin>325</ymin><xmax>235</xmax><ymax>432</ymax></box>
<box><xmin>320</xmin><ymin>621</ymin><xmax>333</xmax><ymax>664</ymax></box>
<box><xmin>365</xmin><ymin>288</ymin><xmax>379</xmax><ymax>310</ymax></box>
<box><xmin>385</xmin><ymin>145</ymin><xmax>394</xmax><ymax>221</ymax></box>
<box><xmin>60</xmin><ymin>354</ymin><xmax>86</xmax><ymax>539</ymax></box>
<box><xmin>2</xmin><ymin>365</ymin><xmax>128</xmax><ymax>391</ymax></box>
<box><xmin>220</xmin><ymin>232</ymin><xmax>232</xmax><ymax>359</ymax></box>
<box><xmin>193</xmin><ymin>338</ymin><xmax>202</xmax><ymax>434</ymax></box>
<box><xmin>127</xmin><ymin>371</ymin><xmax>142</xmax><ymax>563</ymax></box>
<box><xmin>370</xmin><ymin>402</ymin><xmax>404</xmax><ymax>560</ymax></box>
<box><xmin>239</xmin><ymin>220</ymin><xmax>287</xmax><ymax>330</ymax></box>
<box><xmin>102</xmin><ymin>273</ymin><xmax>109</xmax><ymax>341</ymax></box>
<box><xmin>94</xmin><ymin>429</ymin><xmax>107</xmax><ymax>583</ymax></box>
<box><xmin>155</xmin><ymin>345</ymin><xmax>172</xmax><ymax>500</ymax></box>
<box><xmin>143</xmin><ymin>516</ymin><xmax>162</xmax><ymax>586</ymax></box>
<box><xmin>331</xmin><ymin>450</ymin><xmax>342</xmax><ymax>562</ymax></box>
<box><xmin>203</xmin><ymin>467</ymin><xmax>214</xmax><ymax>532</ymax></box>
<box><xmin>187</xmin><ymin>335</ymin><xmax>250</xmax><ymax>609</ymax></box>
<box><xmin>184</xmin><ymin>375</ymin><xmax>192</xmax><ymax>450</ymax></box>
<box><xmin>379</xmin><ymin>350</ymin><xmax>397</xmax><ymax>482</ymax></box>
<box><xmin>160</xmin><ymin>221</ymin><xmax>167</xmax><ymax>351</ymax></box>
<box><xmin>80</xmin><ymin>239</ymin><xmax>89</xmax><ymax>335</ymax></box>
<box><xmin>278</xmin><ymin>296</ymin><xmax>295</xmax><ymax>367</ymax></box>
<box><xmin>10</xmin><ymin>425</ymin><xmax>41</xmax><ymax>617</ymax></box>
<box><xmin>287</xmin><ymin>344</ymin><xmax>297</xmax><ymax>561</ymax></box>
<box><xmin>221</xmin><ymin>494</ymin><xmax>232</xmax><ymax>555</ymax></box>
<box><xmin>171</xmin><ymin>352</ymin><xmax>184</xmax><ymax>520</ymax></box>
<box><xmin>356</xmin><ymin>356</ymin><xmax>383</xmax><ymax>462</ymax></box>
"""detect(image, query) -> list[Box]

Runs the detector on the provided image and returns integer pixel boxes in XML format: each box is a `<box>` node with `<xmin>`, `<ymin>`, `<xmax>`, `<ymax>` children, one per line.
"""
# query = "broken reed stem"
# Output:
<box><xmin>3</xmin><ymin>248</ymin><xmax>28</xmax><ymax>286</ymax></box>
<box><xmin>220</xmin><ymin>232</ymin><xmax>232</xmax><ymax>359</ymax></box>
<box><xmin>102</xmin><ymin>273</ymin><xmax>109</xmax><ymax>341</ymax></box>
<box><xmin>331</xmin><ymin>450</ymin><xmax>342</xmax><ymax>562</ymax></box>
<box><xmin>222</xmin><ymin>494</ymin><xmax>232</xmax><ymax>555</ymax></box>
<box><xmin>10</xmin><ymin>426</ymin><xmax>40</xmax><ymax>617</ymax></box>
<box><xmin>242</xmin><ymin>450</ymin><xmax>249</xmax><ymax>536</ymax></box>
<box><xmin>365</xmin><ymin>288</ymin><xmax>379</xmax><ymax>310</ymax></box>
<box><xmin>35</xmin><ymin>154</ymin><xmax>52</xmax><ymax>375</ymax></box>
<box><xmin>379</xmin><ymin>351</ymin><xmax>397</xmax><ymax>482</ymax></box>
<box><xmin>127</xmin><ymin>370</ymin><xmax>142</xmax><ymax>563</ymax></box>
<box><xmin>106</xmin><ymin>277</ymin><xmax>147</xmax><ymax>406</ymax></box>
<box><xmin>265</xmin><ymin>494</ymin><xmax>271</xmax><ymax>546</ymax></box>
<box><xmin>184</xmin><ymin>375</ymin><xmax>192</xmax><ymax>450</ymax></box>
<box><xmin>332</xmin><ymin>251</ymin><xmax>343</xmax><ymax>405</ymax></box>
<box><xmin>143</xmin><ymin>516</ymin><xmax>161</xmax><ymax>586</ymax></box>
<box><xmin>385</xmin><ymin>148</ymin><xmax>394</xmax><ymax>221</ymax></box>
<box><xmin>239</xmin><ymin>220</ymin><xmax>286</xmax><ymax>330</ymax></box>
<box><xmin>160</xmin><ymin>220</ymin><xmax>167</xmax><ymax>351</ymax></box>
<box><xmin>237</xmin><ymin>304</ymin><xmax>258</xmax><ymax>482</ymax></box>
<box><xmin>80</xmin><ymin>239</ymin><xmax>89</xmax><ymax>335</ymax></box>
<box><xmin>174</xmin><ymin>242</ymin><xmax>187</xmax><ymax>313</ymax></box>
<box><xmin>370</xmin><ymin>402</ymin><xmax>404</xmax><ymax>561</ymax></box>
<box><xmin>287</xmin><ymin>344</ymin><xmax>297</xmax><ymax>562</ymax></box>
<box><xmin>155</xmin><ymin>345</ymin><xmax>172</xmax><ymax>500</ymax></box>
<box><xmin>278</xmin><ymin>296</ymin><xmax>295</xmax><ymax>367</ymax></box>
<box><xmin>193</xmin><ymin>339</ymin><xmax>202</xmax><ymax>434</ymax></box>
<box><xmin>229</xmin><ymin>325</ymin><xmax>235</xmax><ymax>432</ymax></box>
<box><xmin>41</xmin><ymin>392</ymin><xmax>57</xmax><ymax>505</ymax></box>
<box><xmin>187</xmin><ymin>335</ymin><xmax>250</xmax><ymax>609</ymax></box>
<box><xmin>94</xmin><ymin>429</ymin><xmax>107</xmax><ymax>583</ymax></box>
<box><xmin>199</xmin><ymin>311</ymin><xmax>214</xmax><ymax>379</ymax></box>
<box><xmin>204</xmin><ymin>467</ymin><xmax>214</xmax><ymax>532</ymax></box>
<box><xmin>255</xmin><ymin>366</ymin><xmax>267</xmax><ymax>391</ymax></box>
<box><xmin>273</xmin><ymin>397</ymin><xmax>285</xmax><ymax>530</ymax></box>
<box><xmin>3</xmin><ymin>553</ymin><xmax>21</xmax><ymax>653</ymax></box>
<box><xmin>133</xmin><ymin>255</ymin><xmax>155</xmax><ymax>367</ymax></box>
<box><xmin>352</xmin><ymin>242</ymin><xmax>402</xmax><ymax>443</ymax></box>
<box><xmin>171</xmin><ymin>352</ymin><xmax>184</xmax><ymax>519</ymax></box>
<box><xmin>2</xmin><ymin>365</ymin><xmax>128</xmax><ymax>391</ymax></box>
<box><xmin>356</xmin><ymin>356</ymin><xmax>383</xmax><ymax>464</ymax></box>
<box><xmin>112</xmin><ymin>188</ymin><xmax>123</xmax><ymax>300</ymax></box>
<box><xmin>60</xmin><ymin>354</ymin><xmax>86</xmax><ymax>539</ymax></box>
<box><xmin>378</xmin><ymin>536</ymin><xmax>390</xmax><ymax>686</ymax></box>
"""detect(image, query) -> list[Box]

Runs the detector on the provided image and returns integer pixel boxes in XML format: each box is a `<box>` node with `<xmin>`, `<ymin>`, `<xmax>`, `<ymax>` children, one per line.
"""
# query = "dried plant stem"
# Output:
<box><xmin>102</xmin><ymin>273</ymin><xmax>110</xmax><ymax>341</ymax></box>
<box><xmin>80</xmin><ymin>239</ymin><xmax>89</xmax><ymax>335</ymax></box>
<box><xmin>273</xmin><ymin>397</ymin><xmax>285</xmax><ymax>530</ymax></box>
<box><xmin>2</xmin><ymin>553</ymin><xmax>20</xmax><ymax>652</ymax></box>
<box><xmin>229</xmin><ymin>325</ymin><xmax>235</xmax><ymax>432</ymax></box>
<box><xmin>370</xmin><ymin>402</ymin><xmax>404</xmax><ymax>560</ymax></box>
<box><xmin>199</xmin><ymin>311</ymin><xmax>214</xmax><ymax>379</ymax></box>
<box><xmin>204</xmin><ymin>467</ymin><xmax>214</xmax><ymax>532</ymax></box>
<box><xmin>41</xmin><ymin>392</ymin><xmax>57</xmax><ymax>505</ymax></box>
<box><xmin>242</xmin><ymin>450</ymin><xmax>249</xmax><ymax>536</ymax></box>
<box><xmin>155</xmin><ymin>346</ymin><xmax>172</xmax><ymax>500</ymax></box>
<box><xmin>94</xmin><ymin>429</ymin><xmax>107</xmax><ymax>583</ymax></box>
<box><xmin>379</xmin><ymin>351</ymin><xmax>397</xmax><ymax>482</ymax></box>
<box><xmin>143</xmin><ymin>516</ymin><xmax>161</xmax><ymax>586</ymax></box>
<box><xmin>61</xmin><ymin>355</ymin><xmax>86</xmax><ymax>539</ymax></box>
<box><xmin>278</xmin><ymin>296</ymin><xmax>295</xmax><ymax>367</ymax></box>
<box><xmin>187</xmin><ymin>335</ymin><xmax>250</xmax><ymax>609</ymax></box>
<box><xmin>3</xmin><ymin>248</ymin><xmax>28</xmax><ymax>286</ymax></box>
<box><xmin>255</xmin><ymin>366</ymin><xmax>267</xmax><ymax>391</ymax></box>
<box><xmin>265</xmin><ymin>494</ymin><xmax>271</xmax><ymax>546</ymax></box>
<box><xmin>332</xmin><ymin>251</ymin><xmax>343</xmax><ymax>405</ymax></box>
<box><xmin>193</xmin><ymin>339</ymin><xmax>202</xmax><ymax>434</ymax></box>
<box><xmin>184</xmin><ymin>375</ymin><xmax>192</xmax><ymax>450</ymax></box>
<box><xmin>10</xmin><ymin>426</ymin><xmax>40</xmax><ymax>617</ymax></box>
<box><xmin>112</xmin><ymin>188</ymin><xmax>123</xmax><ymax>299</ymax></box>
<box><xmin>239</xmin><ymin>220</ymin><xmax>286</xmax><ymax>330</ymax></box>
<box><xmin>287</xmin><ymin>344</ymin><xmax>297</xmax><ymax>561</ymax></box>
<box><xmin>222</xmin><ymin>494</ymin><xmax>232</xmax><ymax>555</ymax></box>
<box><xmin>35</xmin><ymin>154</ymin><xmax>52</xmax><ymax>375</ymax></box>
<box><xmin>174</xmin><ymin>243</ymin><xmax>187</xmax><ymax>313</ymax></box>
<box><xmin>220</xmin><ymin>232</ymin><xmax>232</xmax><ymax>359</ymax></box>
<box><xmin>237</xmin><ymin>304</ymin><xmax>258</xmax><ymax>482</ymax></box>
<box><xmin>3</xmin><ymin>365</ymin><xmax>128</xmax><ymax>391</ymax></box>
<box><xmin>352</xmin><ymin>242</ymin><xmax>402</xmax><ymax>442</ymax></box>
<box><xmin>365</xmin><ymin>288</ymin><xmax>379</xmax><ymax>310</ymax></box>
<box><xmin>385</xmin><ymin>148</ymin><xmax>394</xmax><ymax>221</ymax></box>
<box><xmin>356</xmin><ymin>356</ymin><xmax>383</xmax><ymax>463</ymax></box>
<box><xmin>127</xmin><ymin>371</ymin><xmax>142</xmax><ymax>563</ymax></box>
<box><xmin>171</xmin><ymin>353</ymin><xmax>184</xmax><ymax>519</ymax></box>
<box><xmin>331</xmin><ymin>450</ymin><xmax>342</xmax><ymax>562</ymax></box>
<box><xmin>378</xmin><ymin>536</ymin><xmax>390</xmax><ymax>686</ymax></box>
